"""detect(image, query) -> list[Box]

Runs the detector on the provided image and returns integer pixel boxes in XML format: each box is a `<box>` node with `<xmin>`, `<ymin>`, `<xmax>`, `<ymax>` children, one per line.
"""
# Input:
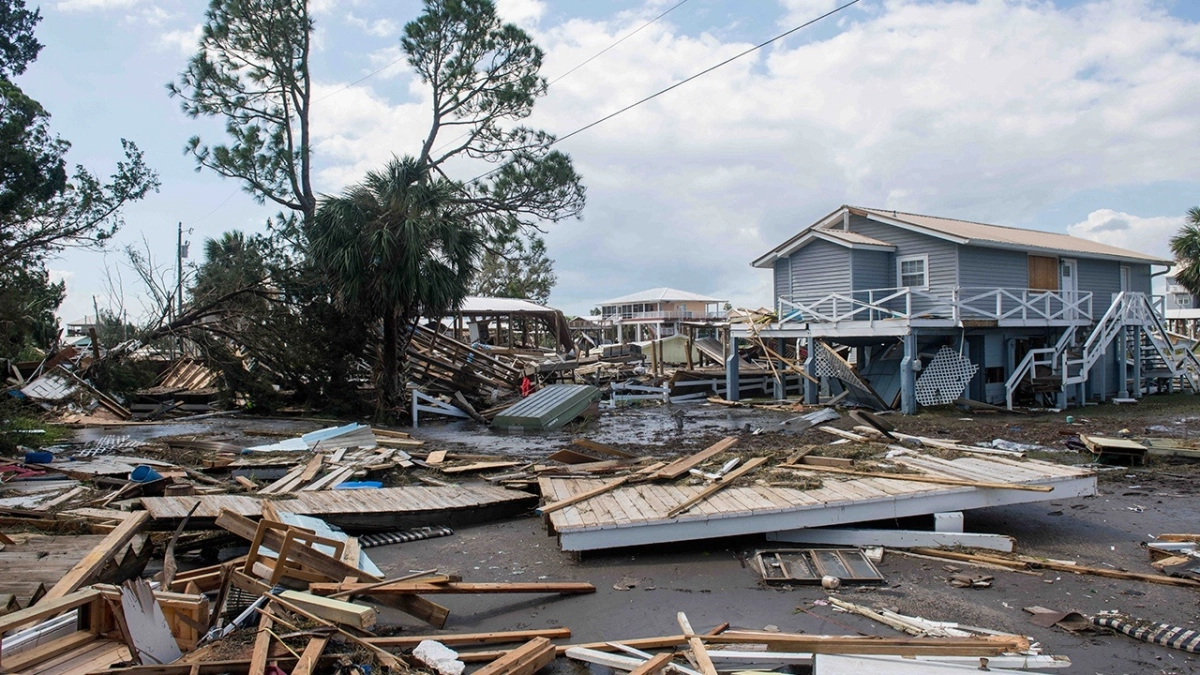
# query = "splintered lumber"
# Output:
<box><xmin>667</xmin><ymin>457</ymin><xmax>768</xmax><ymax>518</ymax></box>
<box><xmin>278</xmin><ymin>590</ymin><xmax>376</xmax><ymax>629</ymax></box>
<box><xmin>299</xmin><ymin>454</ymin><xmax>325</xmax><ymax>483</ymax></box>
<box><xmin>328</xmin><ymin>569</ymin><xmax>441</xmax><ymax>599</ymax></box>
<box><xmin>442</xmin><ymin>461</ymin><xmax>522</xmax><ymax>474</ymax></box>
<box><xmin>548</xmin><ymin>449</ymin><xmax>601</xmax><ymax>465</ymax></box>
<box><xmin>425</xmin><ymin>450</ymin><xmax>447</xmax><ymax>465</ymax></box>
<box><xmin>678</xmin><ymin>612</ymin><xmax>718</xmax><ymax>675</ymax></box>
<box><xmin>366</xmin><ymin>628</ymin><xmax>572</xmax><ymax>648</ymax></box>
<box><xmin>909</xmin><ymin>548</ymin><xmax>1200</xmax><ymax>588</ymax></box>
<box><xmin>628</xmin><ymin>651</ymin><xmax>676</xmax><ymax>675</ymax></box>
<box><xmin>472</xmin><ymin>637</ymin><xmax>555</xmax><ymax>675</ymax></box>
<box><xmin>704</xmin><ymin>631</ymin><xmax>1029</xmax><ymax>655</ymax></box>
<box><xmin>817</xmin><ymin>426</ymin><xmax>873</xmax><ymax>443</ymax></box>
<box><xmin>779</xmin><ymin>464</ymin><xmax>1053</xmax><ymax>492</ymax></box>
<box><xmin>249</xmin><ymin>609</ymin><xmax>273</xmax><ymax>675</ymax></box>
<box><xmin>267</xmin><ymin>592</ymin><xmax>404</xmax><ymax>669</ymax></box>
<box><xmin>292</xmin><ymin>636</ymin><xmax>330</xmax><ymax>675</ymax></box>
<box><xmin>648</xmin><ymin>437</ymin><xmax>738</xmax><ymax>481</ymax></box>
<box><xmin>43</xmin><ymin>511</ymin><xmax>149</xmax><ymax>602</ymax></box>
<box><xmin>571</xmin><ymin>438</ymin><xmax>636</xmax><ymax>459</ymax></box>
<box><xmin>537</xmin><ymin>476</ymin><xmax>629</xmax><ymax>515</ymax></box>
<box><xmin>308</xmin><ymin>581</ymin><xmax>596</xmax><ymax>596</ymax></box>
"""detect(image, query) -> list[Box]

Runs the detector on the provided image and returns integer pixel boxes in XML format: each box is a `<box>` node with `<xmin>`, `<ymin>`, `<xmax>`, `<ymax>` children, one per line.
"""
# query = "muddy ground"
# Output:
<box><xmin>377</xmin><ymin>397</ymin><xmax>1200</xmax><ymax>675</ymax></box>
<box><xmin>91</xmin><ymin>395</ymin><xmax>1200</xmax><ymax>674</ymax></box>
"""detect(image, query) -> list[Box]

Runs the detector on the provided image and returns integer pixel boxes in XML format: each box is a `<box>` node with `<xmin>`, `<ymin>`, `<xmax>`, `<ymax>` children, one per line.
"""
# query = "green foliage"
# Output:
<box><xmin>0</xmin><ymin>398</ymin><xmax>68</xmax><ymax>455</ymax></box>
<box><xmin>0</xmin><ymin>265</ymin><xmax>62</xmax><ymax>360</ymax></box>
<box><xmin>86</xmin><ymin>358</ymin><xmax>158</xmax><ymax>401</ymax></box>
<box><xmin>0</xmin><ymin>0</ymin><xmax>40</xmax><ymax>79</ymax></box>
<box><xmin>309</xmin><ymin>157</ymin><xmax>481</xmax><ymax>411</ymax></box>
<box><xmin>169</xmin><ymin>0</ymin><xmax>316</xmax><ymax>221</ymax></box>
<box><xmin>1170</xmin><ymin>207</ymin><xmax>1200</xmax><ymax>297</ymax></box>
<box><xmin>404</xmin><ymin>0</ymin><xmax>585</xmax><ymax>240</ymax></box>
<box><xmin>472</xmin><ymin>234</ymin><xmax>556</xmax><ymax>303</ymax></box>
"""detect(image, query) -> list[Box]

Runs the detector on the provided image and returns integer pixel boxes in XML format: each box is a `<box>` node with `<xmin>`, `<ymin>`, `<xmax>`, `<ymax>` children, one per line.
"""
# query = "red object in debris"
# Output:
<box><xmin>520</xmin><ymin>377</ymin><xmax>534</xmax><ymax>397</ymax></box>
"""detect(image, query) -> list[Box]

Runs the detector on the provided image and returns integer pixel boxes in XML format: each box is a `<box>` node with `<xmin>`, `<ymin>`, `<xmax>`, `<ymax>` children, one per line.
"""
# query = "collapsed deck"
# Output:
<box><xmin>540</xmin><ymin>454</ymin><xmax>1095</xmax><ymax>552</ymax></box>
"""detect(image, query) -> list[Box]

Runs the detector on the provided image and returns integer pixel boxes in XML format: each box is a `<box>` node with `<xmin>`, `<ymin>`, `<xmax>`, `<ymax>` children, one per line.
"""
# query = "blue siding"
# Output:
<box><xmin>1077</xmin><ymin>258</ymin><xmax>1121</xmax><ymax>308</ymax></box>
<box><xmin>851</xmin><ymin>249</ymin><xmax>891</xmax><ymax>290</ymax></box>
<box><xmin>1130</xmin><ymin>264</ymin><xmax>1152</xmax><ymax>294</ymax></box>
<box><xmin>958</xmin><ymin>246</ymin><xmax>1027</xmax><ymax>289</ymax></box>
<box><xmin>773</xmin><ymin>258</ymin><xmax>790</xmax><ymax>308</ymax></box>
<box><xmin>847</xmin><ymin>215</ymin><xmax>958</xmax><ymax>289</ymax></box>
<box><xmin>785</xmin><ymin>239</ymin><xmax>850</xmax><ymax>303</ymax></box>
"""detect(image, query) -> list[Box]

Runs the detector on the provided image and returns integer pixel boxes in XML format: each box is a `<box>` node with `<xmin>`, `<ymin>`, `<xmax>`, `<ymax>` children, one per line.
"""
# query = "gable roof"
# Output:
<box><xmin>598</xmin><ymin>287</ymin><xmax>723</xmax><ymax>306</ymax></box>
<box><xmin>753</xmin><ymin>205</ymin><xmax>1173</xmax><ymax>268</ymax></box>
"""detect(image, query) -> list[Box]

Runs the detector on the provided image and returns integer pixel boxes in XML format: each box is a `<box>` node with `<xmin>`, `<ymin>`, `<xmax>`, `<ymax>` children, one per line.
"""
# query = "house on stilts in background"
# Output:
<box><xmin>730</xmin><ymin>205</ymin><xmax>1200</xmax><ymax>413</ymax></box>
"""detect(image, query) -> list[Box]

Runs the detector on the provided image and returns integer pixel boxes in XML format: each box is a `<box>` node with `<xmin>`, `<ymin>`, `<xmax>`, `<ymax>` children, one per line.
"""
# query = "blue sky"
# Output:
<box><xmin>21</xmin><ymin>0</ymin><xmax>1200</xmax><ymax>321</ymax></box>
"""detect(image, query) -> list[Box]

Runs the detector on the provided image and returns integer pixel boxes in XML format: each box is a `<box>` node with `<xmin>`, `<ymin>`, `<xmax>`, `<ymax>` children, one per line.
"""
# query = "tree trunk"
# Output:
<box><xmin>381</xmin><ymin>308</ymin><xmax>398</xmax><ymax>413</ymax></box>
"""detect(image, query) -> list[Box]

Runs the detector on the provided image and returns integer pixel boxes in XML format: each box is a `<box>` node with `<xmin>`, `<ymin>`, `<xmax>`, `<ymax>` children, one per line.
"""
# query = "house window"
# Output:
<box><xmin>1180</xmin><ymin>295</ymin><xmax>1192</xmax><ymax>307</ymax></box>
<box><xmin>897</xmin><ymin>254</ymin><xmax>928</xmax><ymax>289</ymax></box>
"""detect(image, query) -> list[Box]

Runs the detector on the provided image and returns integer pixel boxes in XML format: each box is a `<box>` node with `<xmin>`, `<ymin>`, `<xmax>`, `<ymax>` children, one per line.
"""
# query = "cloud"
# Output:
<box><xmin>346</xmin><ymin>13</ymin><xmax>399</xmax><ymax>38</ymax></box>
<box><xmin>495</xmin><ymin>0</ymin><xmax>546</xmax><ymax>27</ymax></box>
<box><xmin>1067</xmin><ymin>209</ymin><xmax>1183</xmax><ymax>260</ymax></box>
<box><xmin>55</xmin><ymin>0</ymin><xmax>140</xmax><ymax>12</ymax></box>
<box><xmin>158</xmin><ymin>24</ymin><xmax>203</xmax><ymax>56</ymax></box>
<box><xmin>302</xmin><ymin>0</ymin><xmax>1200</xmax><ymax>314</ymax></box>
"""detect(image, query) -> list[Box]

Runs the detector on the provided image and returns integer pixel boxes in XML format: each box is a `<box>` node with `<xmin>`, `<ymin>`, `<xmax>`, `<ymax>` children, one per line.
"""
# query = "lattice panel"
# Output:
<box><xmin>812</xmin><ymin>341</ymin><xmax>887</xmax><ymax>409</ymax></box>
<box><xmin>915</xmin><ymin>346</ymin><xmax>979</xmax><ymax>406</ymax></box>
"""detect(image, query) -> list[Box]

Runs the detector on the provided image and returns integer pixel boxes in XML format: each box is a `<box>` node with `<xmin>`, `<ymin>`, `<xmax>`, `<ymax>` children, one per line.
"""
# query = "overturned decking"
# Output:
<box><xmin>140</xmin><ymin>485</ymin><xmax>537</xmax><ymax>531</ymax></box>
<box><xmin>539</xmin><ymin>455</ymin><xmax>1095</xmax><ymax>552</ymax></box>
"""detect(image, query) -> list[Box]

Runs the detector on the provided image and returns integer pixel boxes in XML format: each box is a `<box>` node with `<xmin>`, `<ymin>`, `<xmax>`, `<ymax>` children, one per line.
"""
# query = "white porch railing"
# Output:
<box><xmin>778</xmin><ymin>287</ymin><xmax>1093</xmax><ymax>325</ymax></box>
<box><xmin>604</xmin><ymin>310</ymin><xmax>728</xmax><ymax>321</ymax></box>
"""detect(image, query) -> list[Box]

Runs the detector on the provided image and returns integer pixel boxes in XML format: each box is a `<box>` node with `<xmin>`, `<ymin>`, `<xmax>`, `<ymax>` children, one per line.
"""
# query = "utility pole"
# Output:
<box><xmin>176</xmin><ymin>221</ymin><xmax>184</xmax><ymax>322</ymax></box>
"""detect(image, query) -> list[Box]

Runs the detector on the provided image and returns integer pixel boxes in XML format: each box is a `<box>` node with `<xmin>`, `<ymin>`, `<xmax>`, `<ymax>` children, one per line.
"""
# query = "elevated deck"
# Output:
<box><xmin>540</xmin><ymin>454</ymin><xmax>1095</xmax><ymax>552</ymax></box>
<box><xmin>745</xmin><ymin>287</ymin><xmax>1095</xmax><ymax>339</ymax></box>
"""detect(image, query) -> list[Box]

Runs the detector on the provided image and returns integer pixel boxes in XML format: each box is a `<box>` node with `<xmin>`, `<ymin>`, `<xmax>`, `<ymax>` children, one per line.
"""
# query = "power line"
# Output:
<box><xmin>314</xmin><ymin>54</ymin><xmax>406</xmax><ymax>104</ymax></box>
<box><xmin>185</xmin><ymin>188</ymin><xmax>239</xmax><ymax>226</ymax></box>
<box><xmin>553</xmin><ymin>0</ymin><xmax>862</xmax><ymax>146</ymax></box>
<box><xmin>431</xmin><ymin>0</ymin><xmax>695</xmax><ymax>157</ymax></box>
<box><xmin>547</xmin><ymin>0</ymin><xmax>693</xmax><ymax>85</ymax></box>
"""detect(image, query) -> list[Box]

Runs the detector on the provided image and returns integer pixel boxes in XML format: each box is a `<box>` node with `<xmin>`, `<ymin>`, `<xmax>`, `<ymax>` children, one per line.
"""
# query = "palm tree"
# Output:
<box><xmin>1171</xmin><ymin>207</ymin><xmax>1200</xmax><ymax>296</ymax></box>
<box><xmin>308</xmin><ymin>157</ymin><xmax>480</xmax><ymax>413</ymax></box>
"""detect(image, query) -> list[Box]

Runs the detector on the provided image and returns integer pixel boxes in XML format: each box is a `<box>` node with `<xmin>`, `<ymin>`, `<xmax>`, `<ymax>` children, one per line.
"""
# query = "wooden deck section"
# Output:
<box><xmin>0</xmin><ymin>534</ymin><xmax>150</xmax><ymax>609</ymax></box>
<box><xmin>539</xmin><ymin>455</ymin><xmax>1095</xmax><ymax>551</ymax></box>
<box><xmin>141</xmin><ymin>485</ymin><xmax>538</xmax><ymax>531</ymax></box>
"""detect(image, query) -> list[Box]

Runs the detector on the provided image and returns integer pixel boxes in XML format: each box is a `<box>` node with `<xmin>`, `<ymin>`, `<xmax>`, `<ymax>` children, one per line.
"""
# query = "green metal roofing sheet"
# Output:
<box><xmin>492</xmin><ymin>384</ymin><xmax>600</xmax><ymax>431</ymax></box>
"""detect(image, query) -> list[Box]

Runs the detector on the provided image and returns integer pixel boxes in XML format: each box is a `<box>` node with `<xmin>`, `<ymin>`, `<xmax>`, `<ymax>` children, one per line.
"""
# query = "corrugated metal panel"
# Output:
<box><xmin>492</xmin><ymin>384</ymin><xmax>599</xmax><ymax>431</ymax></box>
<box><xmin>856</xmin><ymin>207</ymin><xmax>1170</xmax><ymax>264</ymax></box>
<box><xmin>787</xmin><ymin>238</ymin><xmax>850</xmax><ymax>303</ymax></box>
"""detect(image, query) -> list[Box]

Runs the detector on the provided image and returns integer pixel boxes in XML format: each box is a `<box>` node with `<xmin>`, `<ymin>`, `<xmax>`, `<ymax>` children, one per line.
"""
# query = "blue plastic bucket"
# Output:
<box><xmin>23</xmin><ymin>451</ymin><xmax>53</xmax><ymax>464</ymax></box>
<box><xmin>129</xmin><ymin>465</ymin><xmax>162</xmax><ymax>483</ymax></box>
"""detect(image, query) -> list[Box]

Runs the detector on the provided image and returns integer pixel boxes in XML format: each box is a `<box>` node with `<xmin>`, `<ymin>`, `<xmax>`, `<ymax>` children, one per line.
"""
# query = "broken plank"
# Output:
<box><xmin>704</xmin><ymin>631</ymin><xmax>1029</xmax><ymax>655</ymax></box>
<box><xmin>628</xmin><ymin>651</ymin><xmax>675</xmax><ymax>675</ymax></box>
<box><xmin>648</xmin><ymin>437</ymin><xmax>738</xmax><ymax>481</ymax></box>
<box><xmin>537</xmin><ymin>477</ymin><xmax>630</xmax><ymax>515</ymax></box>
<box><xmin>298</xmin><ymin>454</ymin><xmax>325</xmax><ymax>483</ymax></box>
<box><xmin>472</xmin><ymin>637</ymin><xmax>555</xmax><ymax>675</ymax></box>
<box><xmin>547</xmin><ymin>449</ymin><xmax>601</xmax><ymax>465</ymax></box>
<box><xmin>779</xmin><ymin>464</ymin><xmax>1053</xmax><ymax>492</ymax></box>
<box><xmin>425</xmin><ymin>450</ymin><xmax>447</xmax><ymax>465</ymax></box>
<box><xmin>678</xmin><ymin>612</ymin><xmax>717</xmax><ymax>675</ymax></box>
<box><xmin>667</xmin><ymin>457</ymin><xmax>768</xmax><ymax>518</ymax></box>
<box><xmin>571</xmin><ymin>438</ymin><xmax>636</xmax><ymax>459</ymax></box>
<box><xmin>292</xmin><ymin>636</ymin><xmax>329</xmax><ymax>675</ymax></box>
<box><xmin>43</xmin><ymin>511</ymin><xmax>150</xmax><ymax>602</ymax></box>
<box><xmin>768</xmin><ymin>527</ymin><xmax>1015</xmax><ymax>552</ymax></box>
<box><xmin>909</xmin><ymin>548</ymin><xmax>1200</xmax><ymax>588</ymax></box>
<box><xmin>308</xmin><ymin>581</ymin><xmax>596</xmax><ymax>595</ymax></box>
<box><xmin>277</xmin><ymin>590</ymin><xmax>376</xmax><ymax>629</ymax></box>
<box><xmin>441</xmin><ymin>461</ymin><xmax>522</xmax><ymax>475</ymax></box>
<box><xmin>365</xmin><ymin>628</ymin><xmax>571</xmax><ymax>648</ymax></box>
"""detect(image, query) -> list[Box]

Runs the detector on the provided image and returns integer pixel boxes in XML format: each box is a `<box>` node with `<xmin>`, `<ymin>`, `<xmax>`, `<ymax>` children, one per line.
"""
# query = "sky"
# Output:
<box><xmin>21</xmin><ymin>0</ymin><xmax>1200</xmax><ymax>322</ymax></box>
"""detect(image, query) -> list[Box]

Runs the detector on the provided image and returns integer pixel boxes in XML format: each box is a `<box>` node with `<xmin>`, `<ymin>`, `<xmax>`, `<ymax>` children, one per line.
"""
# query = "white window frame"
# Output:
<box><xmin>896</xmin><ymin>254</ymin><xmax>929</xmax><ymax>289</ymax></box>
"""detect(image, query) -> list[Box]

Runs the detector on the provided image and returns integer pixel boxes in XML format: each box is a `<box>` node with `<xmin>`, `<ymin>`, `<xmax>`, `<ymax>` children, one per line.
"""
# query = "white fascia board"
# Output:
<box><xmin>751</xmin><ymin>206</ymin><xmax>850</xmax><ymax>268</ymax></box>
<box><xmin>965</xmin><ymin>240</ymin><xmax>1171</xmax><ymax>266</ymax></box>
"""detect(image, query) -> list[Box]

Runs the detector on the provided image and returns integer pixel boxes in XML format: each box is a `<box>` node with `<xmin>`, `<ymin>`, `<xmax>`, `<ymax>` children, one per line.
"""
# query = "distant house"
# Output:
<box><xmin>735</xmin><ymin>205</ymin><xmax>1195</xmax><ymax>412</ymax></box>
<box><xmin>1164</xmin><ymin>275</ymin><xmax>1200</xmax><ymax>337</ymax></box>
<box><xmin>597</xmin><ymin>287</ymin><xmax>726</xmax><ymax>343</ymax></box>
